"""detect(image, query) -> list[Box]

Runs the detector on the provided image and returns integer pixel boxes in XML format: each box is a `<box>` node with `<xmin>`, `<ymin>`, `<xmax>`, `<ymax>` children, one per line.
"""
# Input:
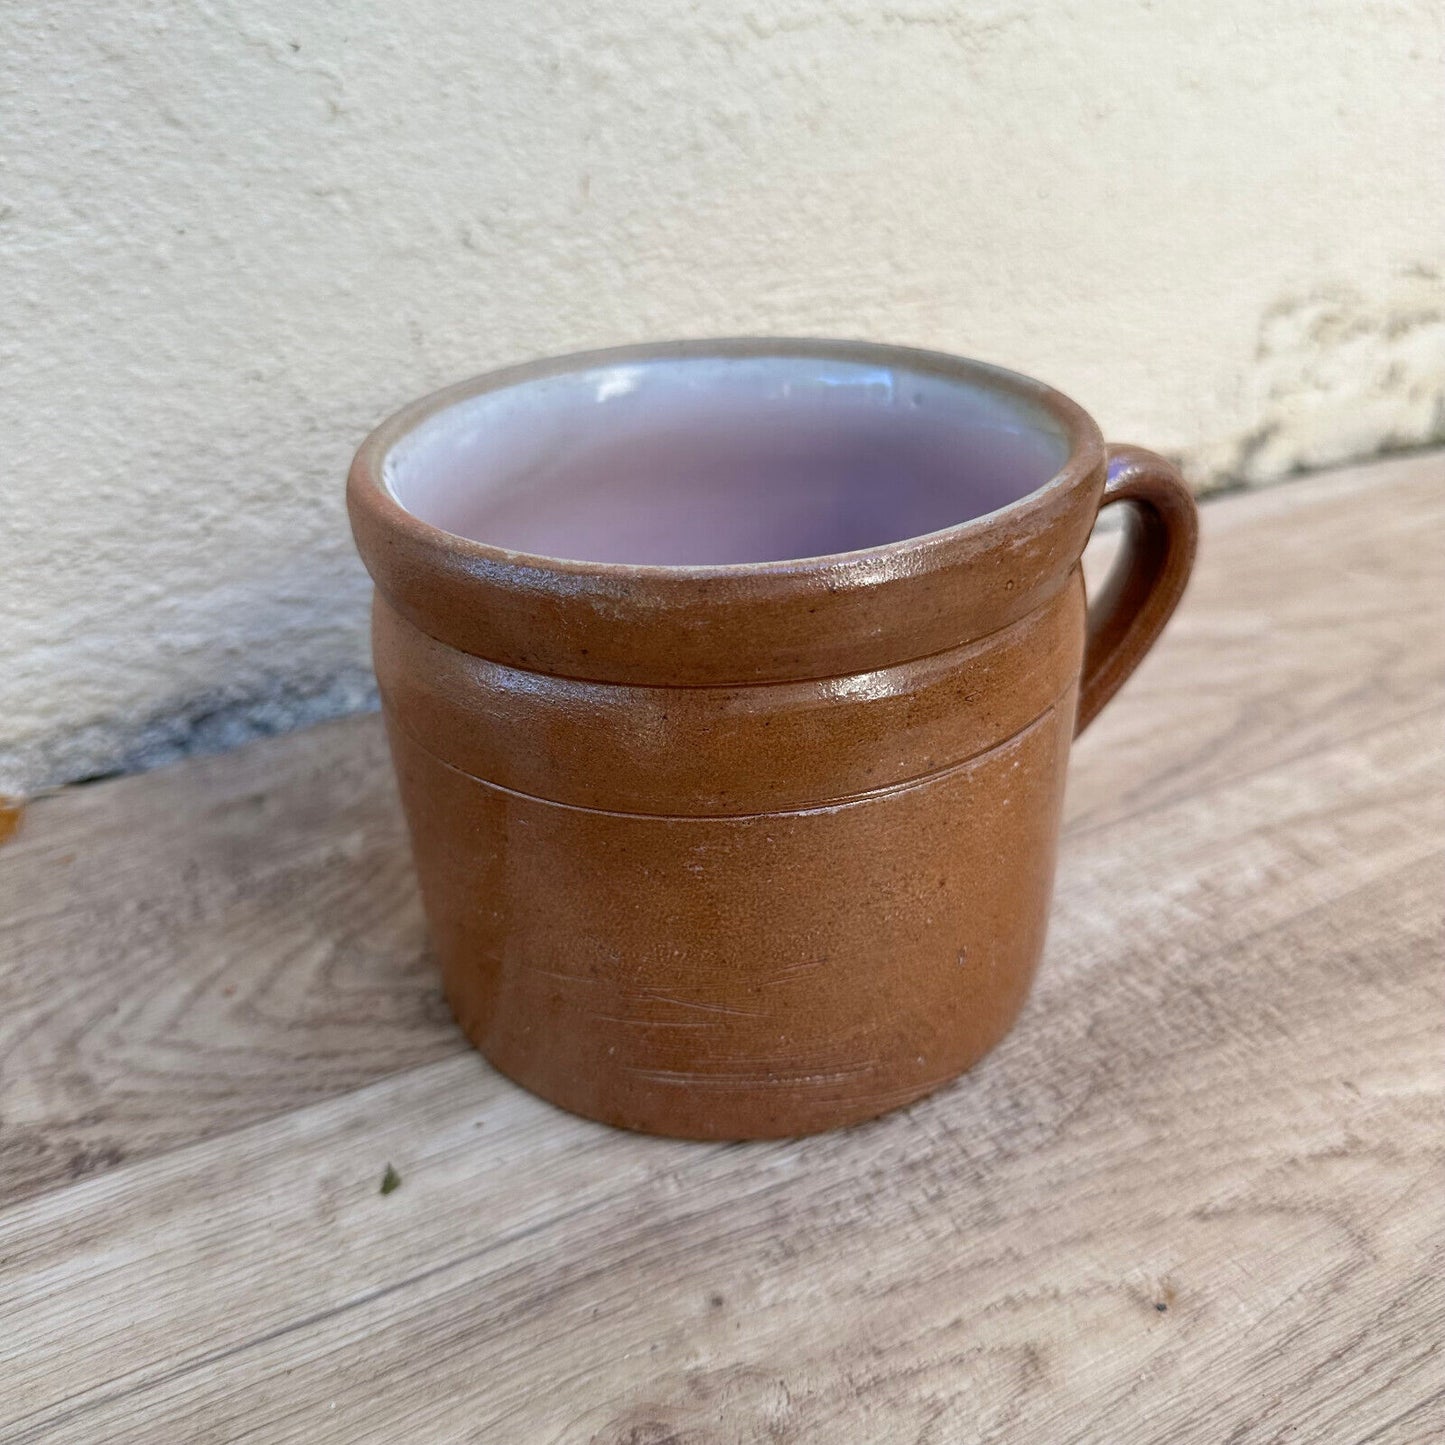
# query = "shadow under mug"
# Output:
<box><xmin>348</xmin><ymin>340</ymin><xmax>1198</xmax><ymax>1138</ymax></box>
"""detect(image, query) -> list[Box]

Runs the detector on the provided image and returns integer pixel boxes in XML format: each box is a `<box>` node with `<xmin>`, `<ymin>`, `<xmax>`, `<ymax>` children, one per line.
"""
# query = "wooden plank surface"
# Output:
<box><xmin>1</xmin><ymin>450</ymin><xmax>1442</xmax><ymax>1443</ymax></box>
<box><xmin>0</xmin><ymin>714</ymin><xmax>453</xmax><ymax>1206</ymax></box>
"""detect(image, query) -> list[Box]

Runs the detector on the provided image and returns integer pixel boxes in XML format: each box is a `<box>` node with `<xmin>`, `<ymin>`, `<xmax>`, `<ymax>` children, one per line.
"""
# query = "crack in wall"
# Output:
<box><xmin>1182</xmin><ymin>269</ymin><xmax>1445</xmax><ymax>492</ymax></box>
<box><xmin>1</xmin><ymin>669</ymin><xmax>379</xmax><ymax>795</ymax></box>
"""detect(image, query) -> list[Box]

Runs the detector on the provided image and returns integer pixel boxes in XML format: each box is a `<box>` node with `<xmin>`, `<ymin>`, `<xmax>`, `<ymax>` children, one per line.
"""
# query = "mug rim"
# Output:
<box><xmin>349</xmin><ymin>337</ymin><xmax>1105</xmax><ymax>582</ymax></box>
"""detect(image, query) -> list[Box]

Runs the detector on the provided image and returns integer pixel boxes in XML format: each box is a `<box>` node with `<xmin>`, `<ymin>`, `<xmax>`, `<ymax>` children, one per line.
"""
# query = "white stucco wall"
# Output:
<box><xmin>3</xmin><ymin>0</ymin><xmax>1442</xmax><ymax>792</ymax></box>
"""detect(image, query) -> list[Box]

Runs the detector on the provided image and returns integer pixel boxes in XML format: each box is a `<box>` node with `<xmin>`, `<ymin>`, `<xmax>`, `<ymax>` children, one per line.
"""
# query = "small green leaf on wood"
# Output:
<box><xmin>379</xmin><ymin>1163</ymin><xmax>401</xmax><ymax>1196</ymax></box>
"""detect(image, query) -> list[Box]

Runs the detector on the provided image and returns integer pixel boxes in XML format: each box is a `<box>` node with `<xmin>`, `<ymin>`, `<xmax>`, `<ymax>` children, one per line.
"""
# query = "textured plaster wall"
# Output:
<box><xmin>2</xmin><ymin>0</ymin><xmax>1442</xmax><ymax>792</ymax></box>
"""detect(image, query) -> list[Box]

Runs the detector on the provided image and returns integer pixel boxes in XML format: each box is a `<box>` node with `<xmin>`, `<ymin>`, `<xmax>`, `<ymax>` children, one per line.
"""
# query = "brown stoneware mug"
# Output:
<box><xmin>348</xmin><ymin>340</ymin><xmax>1197</xmax><ymax>1138</ymax></box>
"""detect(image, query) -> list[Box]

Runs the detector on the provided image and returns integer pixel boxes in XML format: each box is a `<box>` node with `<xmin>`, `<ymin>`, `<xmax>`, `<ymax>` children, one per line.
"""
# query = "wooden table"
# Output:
<box><xmin>2</xmin><ymin>452</ymin><xmax>1441</xmax><ymax>1444</ymax></box>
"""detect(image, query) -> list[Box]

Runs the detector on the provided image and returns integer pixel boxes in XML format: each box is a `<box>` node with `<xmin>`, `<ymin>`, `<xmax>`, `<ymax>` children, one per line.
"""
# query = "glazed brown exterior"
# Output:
<box><xmin>349</xmin><ymin>340</ymin><xmax>1198</xmax><ymax>1138</ymax></box>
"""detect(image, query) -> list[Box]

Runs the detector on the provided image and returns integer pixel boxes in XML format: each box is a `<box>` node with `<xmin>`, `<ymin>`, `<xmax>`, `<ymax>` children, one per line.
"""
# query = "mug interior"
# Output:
<box><xmin>382</xmin><ymin>354</ymin><xmax>1071</xmax><ymax>567</ymax></box>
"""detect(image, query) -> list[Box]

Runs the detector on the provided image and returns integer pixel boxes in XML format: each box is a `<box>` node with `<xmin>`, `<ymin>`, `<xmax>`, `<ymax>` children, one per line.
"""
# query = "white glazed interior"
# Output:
<box><xmin>383</xmin><ymin>356</ymin><xmax>1070</xmax><ymax>567</ymax></box>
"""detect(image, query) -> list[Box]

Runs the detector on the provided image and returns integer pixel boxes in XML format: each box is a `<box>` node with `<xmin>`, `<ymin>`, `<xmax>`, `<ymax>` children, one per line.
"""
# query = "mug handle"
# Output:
<box><xmin>1075</xmin><ymin>444</ymin><xmax>1199</xmax><ymax>735</ymax></box>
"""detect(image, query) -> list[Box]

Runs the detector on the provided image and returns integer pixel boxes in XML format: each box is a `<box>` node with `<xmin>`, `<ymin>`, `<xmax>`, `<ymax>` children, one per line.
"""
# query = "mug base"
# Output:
<box><xmin>444</xmin><ymin>971</ymin><xmax>1025</xmax><ymax>1140</ymax></box>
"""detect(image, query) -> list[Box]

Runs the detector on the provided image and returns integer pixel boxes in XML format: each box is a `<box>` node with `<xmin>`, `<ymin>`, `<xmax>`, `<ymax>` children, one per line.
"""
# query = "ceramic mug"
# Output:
<box><xmin>348</xmin><ymin>340</ymin><xmax>1197</xmax><ymax>1138</ymax></box>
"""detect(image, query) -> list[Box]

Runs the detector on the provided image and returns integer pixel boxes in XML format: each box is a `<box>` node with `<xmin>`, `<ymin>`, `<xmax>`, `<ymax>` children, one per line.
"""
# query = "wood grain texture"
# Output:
<box><xmin>1</xmin><ymin>449</ymin><xmax>1442</xmax><ymax>1442</ymax></box>
<box><xmin>0</xmin><ymin>720</ymin><xmax>453</xmax><ymax>1205</ymax></box>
